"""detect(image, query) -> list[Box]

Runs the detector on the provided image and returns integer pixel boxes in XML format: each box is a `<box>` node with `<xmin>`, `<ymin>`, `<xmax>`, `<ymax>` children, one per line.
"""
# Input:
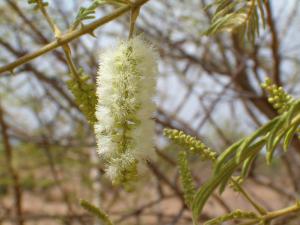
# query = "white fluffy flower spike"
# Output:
<box><xmin>94</xmin><ymin>36</ymin><xmax>157</xmax><ymax>189</ymax></box>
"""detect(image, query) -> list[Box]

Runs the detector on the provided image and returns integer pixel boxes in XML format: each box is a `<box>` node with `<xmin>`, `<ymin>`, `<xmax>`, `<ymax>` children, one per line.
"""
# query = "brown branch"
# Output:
<box><xmin>265</xmin><ymin>0</ymin><xmax>281</xmax><ymax>86</ymax></box>
<box><xmin>0</xmin><ymin>104</ymin><xmax>24</xmax><ymax>225</ymax></box>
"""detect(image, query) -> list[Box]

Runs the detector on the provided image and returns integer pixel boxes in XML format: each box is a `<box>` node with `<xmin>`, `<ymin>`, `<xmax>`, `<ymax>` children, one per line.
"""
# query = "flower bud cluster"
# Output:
<box><xmin>261</xmin><ymin>78</ymin><xmax>294</xmax><ymax>114</ymax></box>
<box><xmin>164</xmin><ymin>128</ymin><xmax>217</xmax><ymax>161</ymax></box>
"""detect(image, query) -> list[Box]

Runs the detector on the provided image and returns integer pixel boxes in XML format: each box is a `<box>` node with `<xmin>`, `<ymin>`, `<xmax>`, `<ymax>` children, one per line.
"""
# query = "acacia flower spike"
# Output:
<box><xmin>94</xmin><ymin>36</ymin><xmax>158</xmax><ymax>189</ymax></box>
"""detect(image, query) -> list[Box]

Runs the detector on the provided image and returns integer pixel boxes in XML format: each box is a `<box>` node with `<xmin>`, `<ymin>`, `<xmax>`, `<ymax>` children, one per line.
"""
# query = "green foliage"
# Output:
<box><xmin>261</xmin><ymin>78</ymin><xmax>294</xmax><ymax>114</ymax></box>
<box><xmin>204</xmin><ymin>0</ymin><xmax>266</xmax><ymax>43</ymax></box>
<box><xmin>178</xmin><ymin>151</ymin><xmax>196</xmax><ymax>208</ymax></box>
<box><xmin>164</xmin><ymin>128</ymin><xmax>217</xmax><ymax>161</ymax></box>
<box><xmin>73</xmin><ymin>0</ymin><xmax>130</xmax><ymax>29</ymax></box>
<box><xmin>192</xmin><ymin>139</ymin><xmax>265</xmax><ymax>224</ymax></box>
<box><xmin>80</xmin><ymin>200</ymin><xmax>115</xmax><ymax>225</ymax></box>
<box><xmin>67</xmin><ymin>69</ymin><xmax>97</xmax><ymax>124</ymax></box>
<box><xmin>191</xmin><ymin>98</ymin><xmax>300</xmax><ymax>223</ymax></box>
<box><xmin>204</xmin><ymin>209</ymin><xmax>258</xmax><ymax>225</ymax></box>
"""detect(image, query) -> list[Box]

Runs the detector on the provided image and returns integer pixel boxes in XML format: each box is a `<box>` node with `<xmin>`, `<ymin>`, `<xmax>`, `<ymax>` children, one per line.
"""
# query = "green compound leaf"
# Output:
<box><xmin>72</xmin><ymin>0</ymin><xmax>130</xmax><ymax>29</ymax></box>
<box><xmin>192</xmin><ymin>98</ymin><xmax>300</xmax><ymax>223</ymax></box>
<box><xmin>166</xmin><ymin>80</ymin><xmax>300</xmax><ymax>224</ymax></box>
<box><xmin>235</xmin><ymin>116</ymin><xmax>280</xmax><ymax>164</ymax></box>
<box><xmin>192</xmin><ymin>139</ymin><xmax>265</xmax><ymax>224</ymax></box>
<box><xmin>213</xmin><ymin>138</ymin><xmax>244</xmax><ymax>175</ymax></box>
<box><xmin>203</xmin><ymin>0</ymin><xmax>266</xmax><ymax>43</ymax></box>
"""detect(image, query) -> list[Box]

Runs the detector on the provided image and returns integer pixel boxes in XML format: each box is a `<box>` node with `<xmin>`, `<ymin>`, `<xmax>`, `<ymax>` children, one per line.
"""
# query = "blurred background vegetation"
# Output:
<box><xmin>0</xmin><ymin>0</ymin><xmax>300</xmax><ymax>224</ymax></box>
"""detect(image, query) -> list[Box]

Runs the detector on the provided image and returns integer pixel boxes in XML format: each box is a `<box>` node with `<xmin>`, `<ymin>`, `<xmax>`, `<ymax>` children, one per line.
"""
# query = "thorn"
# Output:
<box><xmin>9</xmin><ymin>69</ymin><xmax>15</xmax><ymax>75</ymax></box>
<box><xmin>54</xmin><ymin>25</ymin><xmax>62</xmax><ymax>39</ymax></box>
<box><xmin>88</xmin><ymin>30</ymin><xmax>96</xmax><ymax>38</ymax></box>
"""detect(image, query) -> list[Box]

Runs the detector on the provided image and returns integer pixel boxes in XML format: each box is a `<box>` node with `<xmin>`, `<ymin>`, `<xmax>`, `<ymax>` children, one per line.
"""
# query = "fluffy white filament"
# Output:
<box><xmin>94</xmin><ymin>36</ymin><xmax>157</xmax><ymax>187</ymax></box>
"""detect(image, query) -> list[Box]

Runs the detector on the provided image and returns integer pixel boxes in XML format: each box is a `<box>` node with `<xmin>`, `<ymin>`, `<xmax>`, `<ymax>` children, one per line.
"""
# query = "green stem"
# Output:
<box><xmin>37</xmin><ymin>0</ymin><xmax>57</xmax><ymax>34</ymax></box>
<box><xmin>263</xmin><ymin>202</ymin><xmax>300</xmax><ymax>221</ymax></box>
<box><xmin>240</xmin><ymin>202</ymin><xmax>300</xmax><ymax>225</ymax></box>
<box><xmin>231</xmin><ymin>179</ymin><xmax>267</xmax><ymax>215</ymax></box>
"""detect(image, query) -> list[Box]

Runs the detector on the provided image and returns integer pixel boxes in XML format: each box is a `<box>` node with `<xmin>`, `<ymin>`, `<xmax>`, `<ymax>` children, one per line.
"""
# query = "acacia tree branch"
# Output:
<box><xmin>0</xmin><ymin>0</ymin><xmax>150</xmax><ymax>75</ymax></box>
<box><xmin>265</xmin><ymin>0</ymin><xmax>281</xmax><ymax>86</ymax></box>
<box><xmin>0</xmin><ymin>105</ymin><xmax>24</xmax><ymax>225</ymax></box>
